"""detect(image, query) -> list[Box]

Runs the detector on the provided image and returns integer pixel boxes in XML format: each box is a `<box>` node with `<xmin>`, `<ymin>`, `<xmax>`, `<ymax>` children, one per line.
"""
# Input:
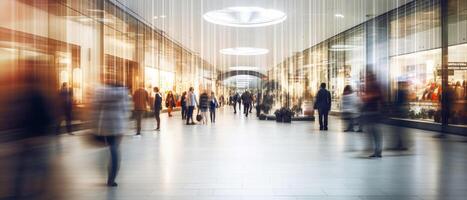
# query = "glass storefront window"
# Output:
<box><xmin>390</xmin><ymin>49</ymin><xmax>442</xmax><ymax>122</ymax></box>
<box><xmin>328</xmin><ymin>36</ymin><xmax>346</xmax><ymax>111</ymax></box>
<box><xmin>344</xmin><ymin>26</ymin><xmax>366</xmax><ymax>96</ymax></box>
<box><xmin>447</xmin><ymin>0</ymin><xmax>467</xmax><ymax>126</ymax></box>
<box><xmin>447</xmin><ymin>44</ymin><xmax>467</xmax><ymax>126</ymax></box>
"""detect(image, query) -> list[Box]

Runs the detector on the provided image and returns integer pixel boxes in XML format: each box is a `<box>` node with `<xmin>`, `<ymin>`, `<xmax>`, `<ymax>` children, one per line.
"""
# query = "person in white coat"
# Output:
<box><xmin>341</xmin><ymin>85</ymin><xmax>362</xmax><ymax>132</ymax></box>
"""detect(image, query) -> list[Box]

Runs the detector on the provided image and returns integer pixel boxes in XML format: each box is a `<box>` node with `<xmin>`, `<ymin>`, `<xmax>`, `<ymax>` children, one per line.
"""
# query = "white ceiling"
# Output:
<box><xmin>115</xmin><ymin>0</ymin><xmax>413</xmax><ymax>73</ymax></box>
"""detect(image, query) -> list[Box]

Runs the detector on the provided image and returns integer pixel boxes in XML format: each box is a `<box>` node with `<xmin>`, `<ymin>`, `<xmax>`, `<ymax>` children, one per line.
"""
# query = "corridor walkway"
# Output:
<box><xmin>38</xmin><ymin>108</ymin><xmax>467</xmax><ymax>199</ymax></box>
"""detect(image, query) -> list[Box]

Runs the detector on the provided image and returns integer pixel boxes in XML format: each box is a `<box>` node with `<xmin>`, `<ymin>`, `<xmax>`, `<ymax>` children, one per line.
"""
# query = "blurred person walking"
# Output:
<box><xmin>341</xmin><ymin>85</ymin><xmax>362</xmax><ymax>132</ymax></box>
<box><xmin>166</xmin><ymin>91</ymin><xmax>176</xmax><ymax>117</ymax></box>
<box><xmin>210</xmin><ymin>92</ymin><xmax>219</xmax><ymax>123</ymax></box>
<box><xmin>314</xmin><ymin>83</ymin><xmax>332</xmax><ymax>130</ymax></box>
<box><xmin>249</xmin><ymin>93</ymin><xmax>254</xmax><ymax>113</ymax></box>
<box><xmin>153</xmin><ymin>87</ymin><xmax>163</xmax><ymax>131</ymax></box>
<box><xmin>56</xmin><ymin>82</ymin><xmax>74</xmax><ymax>135</ymax></box>
<box><xmin>230</xmin><ymin>93</ymin><xmax>238</xmax><ymax>114</ymax></box>
<box><xmin>361</xmin><ymin>73</ymin><xmax>384</xmax><ymax>158</ymax></box>
<box><xmin>390</xmin><ymin>80</ymin><xmax>411</xmax><ymax>150</ymax></box>
<box><xmin>93</xmin><ymin>80</ymin><xmax>131</xmax><ymax>187</ymax></box>
<box><xmin>199</xmin><ymin>91</ymin><xmax>209</xmax><ymax>125</ymax></box>
<box><xmin>9</xmin><ymin>74</ymin><xmax>56</xmax><ymax>199</ymax></box>
<box><xmin>186</xmin><ymin>87</ymin><xmax>198</xmax><ymax>125</ymax></box>
<box><xmin>132</xmin><ymin>85</ymin><xmax>149</xmax><ymax>136</ymax></box>
<box><xmin>241</xmin><ymin>90</ymin><xmax>252</xmax><ymax>117</ymax></box>
<box><xmin>180</xmin><ymin>91</ymin><xmax>187</xmax><ymax>120</ymax></box>
<box><xmin>219</xmin><ymin>95</ymin><xmax>225</xmax><ymax>107</ymax></box>
<box><xmin>237</xmin><ymin>92</ymin><xmax>242</xmax><ymax>112</ymax></box>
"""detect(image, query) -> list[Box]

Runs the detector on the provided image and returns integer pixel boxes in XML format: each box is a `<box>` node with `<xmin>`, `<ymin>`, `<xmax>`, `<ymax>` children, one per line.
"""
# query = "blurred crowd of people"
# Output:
<box><xmin>228</xmin><ymin>90</ymin><xmax>261</xmax><ymax>117</ymax></box>
<box><xmin>0</xmin><ymin>63</ymin><xmax>459</xmax><ymax>199</ymax></box>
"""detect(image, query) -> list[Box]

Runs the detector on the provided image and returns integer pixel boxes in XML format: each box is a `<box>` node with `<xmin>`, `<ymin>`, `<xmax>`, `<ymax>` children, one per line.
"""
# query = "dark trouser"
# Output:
<box><xmin>318</xmin><ymin>110</ymin><xmax>329</xmax><ymax>129</ymax></box>
<box><xmin>232</xmin><ymin>103</ymin><xmax>237</xmax><ymax>113</ymax></box>
<box><xmin>134</xmin><ymin>110</ymin><xmax>144</xmax><ymax>135</ymax></box>
<box><xmin>154</xmin><ymin>110</ymin><xmax>160</xmax><ymax>129</ymax></box>
<box><xmin>363</xmin><ymin>113</ymin><xmax>382</xmax><ymax>156</ymax></box>
<box><xmin>105</xmin><ymin>136</ymin><xmax>122</xmax><ymax>184</ymax></box>
<box><xmin>210</xmin><ymin>110</ymin><xmax>216</xmax><ymax>122</ymax></box>
<box><xmin>244</xmin><ymin>103</ymin><xmax>250</xmax><ymax>116</ymax></box>
<box><xmin>181</xmin><ymin>106</ymin><xmax>187</xmax><ymax>119</ymax></box>
<box><xmin>368</xmin><ymin>123</ymin><xmax>382</xmax><ymax>156</ymax></box>
<box><xmin>186</xmin><ymin>106</ymin><xmax>195</xmax><ymax>124</ymax></box>
<box><xmin>56</xmin><ymin>107</ymin><xmax>72</xmax><ymax>134</ymax></box>
<box><xmin>249</xmin><ymin>103</ymin><xmax>253</xmax><ymax>113</ymax></box>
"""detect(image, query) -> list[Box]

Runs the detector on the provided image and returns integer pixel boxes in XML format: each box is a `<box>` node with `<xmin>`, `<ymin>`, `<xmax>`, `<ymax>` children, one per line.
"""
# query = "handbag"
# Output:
<box><xmin>196</xmin><ymin>109</ymin><xmax>203</xmax><ymax>122</ymax></box>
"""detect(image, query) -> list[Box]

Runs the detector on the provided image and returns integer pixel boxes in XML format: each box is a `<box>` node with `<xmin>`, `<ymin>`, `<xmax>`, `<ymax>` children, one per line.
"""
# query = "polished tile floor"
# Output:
<box><xmin>24</xmin><ymin>108</ymin><xmax>467</xmax><ymax>199</ymax></box>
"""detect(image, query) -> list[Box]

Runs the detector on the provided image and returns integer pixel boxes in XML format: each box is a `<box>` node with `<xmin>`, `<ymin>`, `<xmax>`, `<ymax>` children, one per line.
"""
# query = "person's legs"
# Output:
<box><xmin>181</xmin><ymin>106</ymin><xmax>186</xmax><ymax>120</ymax></box>
<box><xmin>106</xmin><ymin>136</ymin><xmax>122</xmax><ymax>186</ymax></box>
<box><xmin>155</xmin><ymin>111</ymin><xmax>160</xmax><ymax>130</ymax></box>
<box><xmin>318</xmin><ymin>110</ymin><xmax>324</xmax><ymax>130</ymax></box>
<box><xmin>323</xmin><ymin>111</ymin><xmax>329</xmax><ymax>130</ymax></box>
<box><xmin>212</xmin><ymin>110</ymin><xmax>216</xmax><ymax>122</ymax></box>
<box><xmin>187</xmin><ymin>106</ymin><xmax>194</xmax><ymax>124</ymax></box>
<box><xmin>186</xmin><ymin>107</ymin><xmax>191</xmax><ymax>124</ymax></box>
<box><xmin>135</xmin><ymin>111</ymin><xmax>143</xmax><ymax>135</ymax></box>
<box><xmin>368</xmin><ymin>123</ymin><xmax>382</xmax><ymax>157</ymax></box>
<box><xmin>210</xmin><ymin>111</ymin><xmax>214</xmax><ymax>123</ymax></box>
<box><xmin>244</xmin><ymin>104</ymin><xmax>249</xmax><ymax>116</ymax></box>
<box><xmin>65</xmin><ymin>108</ymin><xmax>72</xmax><ymax>134</ymax></box>
<box><xmin>186</xmin><ymin>106</ymin><xmax>191</xmax><ymax>124</ymax></box>
<box><xmin>201</xmin><ymin>111</ymin><xmax>207</xmax><ymax>124</ymax></box>
<box><xmin>233</xmin><ymin>103</ymin><xmax>236</xmax><ymax>113</ymax></box>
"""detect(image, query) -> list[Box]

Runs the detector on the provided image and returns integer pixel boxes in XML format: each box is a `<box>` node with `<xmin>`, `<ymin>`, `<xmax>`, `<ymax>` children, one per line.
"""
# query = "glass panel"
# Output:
<box><xmin>328</xmin><ymin>35</ymin><xmax>345</xmax><ymax>111</ymax></box>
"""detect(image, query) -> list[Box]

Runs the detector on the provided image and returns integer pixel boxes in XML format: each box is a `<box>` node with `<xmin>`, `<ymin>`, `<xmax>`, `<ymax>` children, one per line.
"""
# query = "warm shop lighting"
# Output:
<box><xmin>229</xmin><ymin>66</ymin><xmax>260</xmax><ymax>71</ymax></box>
<box><xmin>203</xmin><ymin>7</ymin><xmax>287</xmax><ymax>27</ymax></box>
<box><xmin>220</xmin><ymin>47</ymin><xmax>269</xmax><ymax>56</ymax></box>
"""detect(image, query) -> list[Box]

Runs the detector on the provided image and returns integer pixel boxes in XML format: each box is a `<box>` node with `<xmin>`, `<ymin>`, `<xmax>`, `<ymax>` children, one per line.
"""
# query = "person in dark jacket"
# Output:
<box><xmin>198</xmin><ymin>91</ymin><xmax>209</xmax><ymax>125</ymax></box>
<box><xmin>241</xmin><ymin>91</ymin><xmax>252</xmax><ymax>117</ymax></box>
<box><xmin>314</xmin><ymin>83</ymin><xmax>332</xmax><ymax>130</ymax></box>
<box><xmin>230</xmin><ymin>94</ymin><xmax>237</xmax><ymax>114</ymax></box>
<box><xmin>237</xmin><ymin>93</ymin><xmax>242</xmax><ymax>112</ymax></box>
<box><xmin>209</xmin><ymin>92</ymin><xmax>218</xmax><ymax>123</ymax></box>
<box><xmin>180</xmin><ymin>91</ymin><xmax>187</xmax><ymax>120</ymax></box>
<box><xmin>361</xmin><ymin>73</ymin><xmax>383</xmax><ymax>158</ymax></box>
<box><xmin>153</xmin><ymin>87</ymin><xmax>162</xmax><ymax>131</ymax></box>
<box><xmin>56</xmin><ymin>82</ymin><xmax>74</xmax><ymax>135</ymax></box>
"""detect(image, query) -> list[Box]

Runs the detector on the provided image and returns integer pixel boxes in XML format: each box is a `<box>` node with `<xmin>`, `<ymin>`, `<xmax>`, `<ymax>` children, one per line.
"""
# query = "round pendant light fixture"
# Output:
<box><xmin>220</xmin><ymin>47</ymin><xmax>269</xmax><ymax>56</ymax></box>
<box><xmin>203</xmin><ymin>7</ymin><xmax>287</xmax><ymax>27</ymax></box>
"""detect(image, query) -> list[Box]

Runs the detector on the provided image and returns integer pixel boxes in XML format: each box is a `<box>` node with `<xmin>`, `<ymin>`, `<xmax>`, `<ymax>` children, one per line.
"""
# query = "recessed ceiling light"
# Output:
<box><xmin>229</xmin><ymin>66</ymin><xmax>260</xmax><ymax>71</ymax></box>
<box><xmin>335</xmin><ymin>14</ymin><xmax>344</xmax><ymax>18</ymax></box>
<box><xmin>203</xmin><ymin>7</ymin><xmax>287</xmax><ymax>27</ymax></box>
<box><xmin>160</xmin><ymin>15</ymin><xmax>167</xmax><ymax>18</ymax></box>
<box><xmin>220</xmin><ymin>47</ymin><xmax>269</xmax><ymax>56</ymax></box>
